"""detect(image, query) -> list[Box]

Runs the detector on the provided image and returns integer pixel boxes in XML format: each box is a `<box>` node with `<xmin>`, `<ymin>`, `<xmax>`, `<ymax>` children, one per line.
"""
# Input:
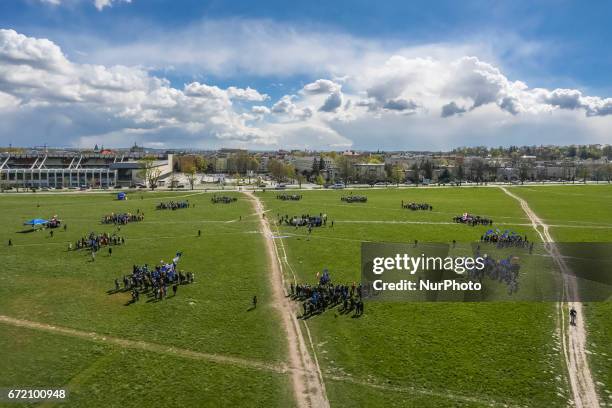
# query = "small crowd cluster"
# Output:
<box><xmin>211</xmin><ymin>195</ymin><xmax>237</xmax><ymax>204</ymax></box>
<box><xmin>341</xmin><ymin>195</ymin><xmax>367</xmax><ymax>203</ymax></box>
<box><xmin>157</xmin><ymin>200</ymin><xmax>190</xmax><ymax>210</ymax></box>
<box><xmin>401</xmin><ymin>201</ymin><xmax>432</xmax><ymax>211</ymax></box>
<box><xmin>112</xmin><ymin>254</ymin><xmax>193</xmax><ymax>303</ymax></box>
<box><xmin>279</xmin><ymin>213</ymin><xmax>328</xmax><ymax>228</ymax></box>
<box><xmin>276</xmin><ymin>194</ymin><xmax>302</xmax><ymax>201</ymax></box>
<box><xmin>71</xmin><ymin>231</ymin><xmax>125</xmax><ymax>251</ymax></box>
<box><xmin>101</xmin><ymin>211</ymin><xmax>144</xmax><ymax>225</ymax></box>
<box><xmin>290</xmin><ymin>270</ymin><xmax>364</xmax><ymax>318</ymax></box>
<box><xmin>453</xmin><ymin>213</ymin><xmax>493</xmax><ymax>226</ymax></box>
<box><xmin>468</xmin><ymin>250</ymin><xmax>521</xmax><ymax>295</ymax></box>
<box><xmin>481</xmin><ymin>229</ymin><xmax>532</xmax><ymax>249</ymax></box>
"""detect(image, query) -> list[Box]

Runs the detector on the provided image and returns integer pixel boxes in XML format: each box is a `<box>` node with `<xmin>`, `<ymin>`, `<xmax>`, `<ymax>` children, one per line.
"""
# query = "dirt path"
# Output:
<box><xmin>1</xmin><ymin>314</ymin><xmax>513</xmax><ymax>406</ymax></box>
<box><xmin>244</xmin><ymin>192</ymin><xmax>330</xmax><ymax>408</ymax></box>
<box><xmin>499</xmin><ymin>187</ymin><xmax>600</xmax><ymax>408</ymax></box>
<box><xmin>0</xmin><ymin>314</ymin><xmax>285</xmax><ymax>374</ymax></box>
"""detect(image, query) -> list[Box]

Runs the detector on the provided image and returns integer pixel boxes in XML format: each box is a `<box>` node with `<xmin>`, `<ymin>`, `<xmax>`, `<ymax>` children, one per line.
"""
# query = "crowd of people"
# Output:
<box><xmin>341</xmin><ymin>195</ymin><xmax>367</xmax><ymax>203</ymax></box>
<box><xmin>401</xmin><ymin>201</ymin><xmax>432</xmax><ymax>211</ymax></box>
<box><xmin>453</xmin><ymin>213</ymin><xmax>493</xmax><ymax>226</ymax></box>
<box><xmin>112</xmin><ymin>253</ymin><xmax>193</xmax><ymax>303</ymax></box>
<box><xmin>289</xmin><ymin>270</ymin><xmax>364</xmax><ymax>318</ymax></box>
<box><xmin>156</xmin><ymin>200</ymin><xmax>190</xmax><ymax>210</ymax></box>
<box><xmin>467</xmin><ymin>251</ymin><xmax>521</xmax><ymax>295</ymax></box>
<box><xmin>481</xmin><ymin>229</ymin><xmax>532</xmax><ymax>249</ymax></box>
<box><xmin>72</xmin><ymin>231</ymin><xmax>125</xmax><ymax>251</ymax></box>
<box><xmin>211</xmin><ymin>195</ymin><xmax>237</xmax><ymax>204</ymax></box>
<box><xmin>101</xmin><ymin>211</ymin><xmax>144</xmax><ymax>225</ymax></box>
<box><xmin>277</xmin><ymin>194</ymin><xmax>302</xmax><ymax>201</ymax></box>
<box><xmin>279</xmin><ymin>213</ymin><xmax>327</xmax><ymax>228</ymax></box>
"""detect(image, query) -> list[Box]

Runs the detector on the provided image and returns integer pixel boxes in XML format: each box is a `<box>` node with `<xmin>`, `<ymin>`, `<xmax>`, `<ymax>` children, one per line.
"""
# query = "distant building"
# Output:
<box><xmin>0</xmin><ymin>151</ymin><xmax>172</xmax><ymax>188</ymax></box>
<box><xmin>353</xmin><ymin>163</ymin><xmax>386</xmax><ymax>182</ymax></box>
<box><xmin>110</xmin><ymin>154</ymin><xmax>173</xmax><ymax>187</ymax></box>
<box><xmin>130</xmin><ymin>142</ymin><xmax>145</xmax><ymax>153</ymax></box>
<box><xmin>288</xmin><ymin>156</ymin><xmax>316</xmax><ymax>173</ymax></box>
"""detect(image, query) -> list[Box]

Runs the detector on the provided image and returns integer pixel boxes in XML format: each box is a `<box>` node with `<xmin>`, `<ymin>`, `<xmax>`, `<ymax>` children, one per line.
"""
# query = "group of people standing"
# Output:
<box><xmin>276</xmin><ymin>194</ymin><xmax>302</xmax><ymax>201</ymax></box>
<box><xmin>453</xmin><ymin>213</ymin><xmax>493</xmax><ymax>226</ymax></box>
<box><xmin>71</xmin><ymin>231</ymin><xmax>125</xmax><ymax>252</ymax></box>
<box><xmin>101</xmin><ymin>211</ymin><xmax>144</xmax><ymax>225</ymax></box>
<box><xmin>290</xmin><ymin>272</ymin><xmax>364</xmax><ymax>318</ymax></box>
<box><xmin>481</xmin><ymin>229</ymin><xmax>532</xmax><ymax>249</ymax></box>
<box><xmin>279</xmin><ymin>213</ymin><xmax>327</xmax><ymax>228</ymax></box>
<box><xmin>401</xmin><ymin>201</ymin><xmax>432</xmax><ymax>210</ymax></box>
<box><xmin>114</xmin><ymin>254</ymin><xmax>192</xmax><ymax>303</ymax></box>
<box><xmin>156</xmin><ymin>200</ymin><xmax>190</xmax><ymax>210</ymax></box>
<box><xmin>211</xmin><ymin>195</ymin><xmax>237</xmax><ymax>204</ymax></box>
<box><xmin>341</xmin><ymin>195</ymin><xmax>367</xmax><ymax>203</ymax></box>
<box><xmin>468</xmin><ymin>249</ymin><xmax>521</xmax><ymax>295</ymax></box>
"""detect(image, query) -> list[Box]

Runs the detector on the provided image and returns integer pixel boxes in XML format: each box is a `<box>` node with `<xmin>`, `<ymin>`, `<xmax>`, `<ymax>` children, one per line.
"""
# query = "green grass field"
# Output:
<box><xmin>0</xmin><ymin>191</ymin><xmax>292</xmax><ymax>407</ymax></box>
<box><xmin>512</xmin><ymin>185</ymin><xmax>612</xmax><ymax>402</ymax></box>
<box><xmin>1</xmin><ymin>185</ymin><xmax>610</xmax><ymax>407</ymax></box>
<box><xmin>258</xmin><ymin>187</ymin><xmax>569</xmax><ymax>407</ymax></box>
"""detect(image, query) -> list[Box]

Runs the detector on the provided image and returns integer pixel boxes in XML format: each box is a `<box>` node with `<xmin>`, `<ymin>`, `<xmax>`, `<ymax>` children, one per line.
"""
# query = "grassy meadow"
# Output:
<box><xmin>0</xmin><ymin>190</ymin><xmax>292</xmax><ymax>407</ymax></box>
<box><xmin>512</xmin><ymin>184</ymin><xmax>612</xmax><ymax>403</ymax></box>
<box><xmin>258</xmin><ymin>187</ymin><xmax>570</xmax><ymax>407</ymax></box>
<box><xmin>0</xmin><ymin>185</ymin><xmax>609</xmax><ymax>407</ymax></box>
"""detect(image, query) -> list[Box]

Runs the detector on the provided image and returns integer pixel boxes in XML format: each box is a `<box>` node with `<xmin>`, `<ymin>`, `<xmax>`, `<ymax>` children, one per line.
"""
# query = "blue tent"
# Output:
<box><xmin>23</xmin><ymin>218</ymin><xmax>49</xmax><ymax>226</ymax></box>
<box><xmin>117</xmin><ymin>192</ymin><xmax>127</xmax><ymax>200</ymax></box>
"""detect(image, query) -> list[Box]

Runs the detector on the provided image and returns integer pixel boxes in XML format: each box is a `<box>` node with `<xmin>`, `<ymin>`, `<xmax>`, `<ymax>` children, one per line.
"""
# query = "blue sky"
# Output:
<box><xmin>0</xmin><ymin>0</ymin><xmax>611</xmax><ymax>149</ymax></box>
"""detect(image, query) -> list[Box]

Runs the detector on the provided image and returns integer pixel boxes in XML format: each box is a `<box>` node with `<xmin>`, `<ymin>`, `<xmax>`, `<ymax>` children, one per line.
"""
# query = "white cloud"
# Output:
<box><xmin>37</xmin><ymin>0</ymin><xmax>132</xmax><ymax>10</ymax></box>
<box><xmin>441</xmin><ymin>101</ymin><xmax>467</xmax><ymax>117</ymax></box>
<box><xmin>319</xmin><ymin>91</ymin><xmax>343</xmax><ymax>112</ymax></box>
<box><xmin>302</xmin><ymin>79</ymin><xmax>341</xmax><ymax>94</ymax></box>
<box><xmin>0</xmin><ymin>29</ymin><xmax>268</xmax><ymax>147</ymax></box>
<box><xmin>1</xmin><ymin>27</ymin><xmax>612</xmax><ymax>150</ymax></box>
<box><xmin>251</xmin><ymin>105</ymin><xmax>270</xmax><ymax>115</ymax></box>
<box><xmin>270</xmin><ymin>95</ymin><xmax>313</xmax><ymax>121</ymax></box>
<box><xmin>94</xmin><ymin>0</ymin><xmax>131</xmax><ymax>10</ymax></box>
<box><xmin>227</xmin><ymin>86</ymin><xmax>268</xmax><ymax>102</ymax></box>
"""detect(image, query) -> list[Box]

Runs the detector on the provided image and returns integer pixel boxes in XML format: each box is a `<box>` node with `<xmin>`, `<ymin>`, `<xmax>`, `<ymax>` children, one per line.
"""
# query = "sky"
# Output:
<box><xmin>0</xmin><ymin>0</ymin><xmax>611</xmax><ymax>150</ymax></box>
